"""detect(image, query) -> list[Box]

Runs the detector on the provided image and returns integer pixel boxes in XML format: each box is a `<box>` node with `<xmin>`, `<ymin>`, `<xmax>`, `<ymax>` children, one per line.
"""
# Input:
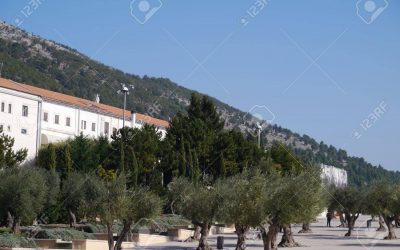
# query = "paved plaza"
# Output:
<box><xmin>141</xmin><ymin>216</ymin><xmax>400</xmax><ymax>250</ymax></box>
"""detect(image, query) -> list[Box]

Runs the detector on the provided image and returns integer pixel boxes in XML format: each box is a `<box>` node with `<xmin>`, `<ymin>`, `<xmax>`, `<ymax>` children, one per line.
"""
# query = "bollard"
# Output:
<box><xmin>367</xmin><ymin>219</ymin><xmax>372</xmax><ymax>229</ymax></box>
<box><xmin>217</xmin><ymin>236</ymin><xmax>224</xmax><ymax>249</ymax></box>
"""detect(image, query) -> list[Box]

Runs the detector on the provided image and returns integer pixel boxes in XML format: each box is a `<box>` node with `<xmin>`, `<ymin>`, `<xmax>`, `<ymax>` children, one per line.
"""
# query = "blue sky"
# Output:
<box><xmin>1</xmin><ymin>0</ymin><xmax>399</xmax><ymax>170</ymax></box>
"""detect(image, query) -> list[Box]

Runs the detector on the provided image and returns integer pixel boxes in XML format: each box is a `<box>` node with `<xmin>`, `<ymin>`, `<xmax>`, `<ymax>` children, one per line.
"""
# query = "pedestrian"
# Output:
<box><xmin>326</xmin><ymin>211</ymin><xmax>333</xmax><ymax>227</ymax></box>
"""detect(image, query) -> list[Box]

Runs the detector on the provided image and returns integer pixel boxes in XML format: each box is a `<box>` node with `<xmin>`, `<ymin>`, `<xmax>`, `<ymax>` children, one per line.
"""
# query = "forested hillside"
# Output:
<box><xmin>0</xmin><ymin>21</ymin><xmax>398</xmax><ymax>186</ymax></box>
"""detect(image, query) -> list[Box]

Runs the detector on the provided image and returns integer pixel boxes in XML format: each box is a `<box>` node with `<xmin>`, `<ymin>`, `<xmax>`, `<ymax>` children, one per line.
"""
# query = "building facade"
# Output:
<box><xmin>0</xmin><ymin>78</ymin><xmax>168</xmax><ymax>160</ymax></box>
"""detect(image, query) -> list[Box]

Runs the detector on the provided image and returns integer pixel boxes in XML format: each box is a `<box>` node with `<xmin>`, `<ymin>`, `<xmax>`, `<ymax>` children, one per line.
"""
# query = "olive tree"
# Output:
<box><xmin>113</xmin><ymin>187</ymin><xmax>163</xmax><ymax>250</ymax></box>
<box><xmin>366</xmin><ymin>182</ymin><xmax>400</xmax><ymax>240</ymax></box>
<box><xmin>92</xmin><ymin>175</ymin><xmax>162</xmax><ymax>250</ymax></box>
<box><xmin>217</xmin><ymin>171</ymin><xmax>267</xmax><ymax>250</ymax></box>
<box><xmin>329</xmin><ymin>186</ymin><xmax>366</xmax><ymax>236</ymax></box>
<box><xmin>61</xmin><ymin>172</ymin><xmax>105</xmax><ymax>227</ymax></box>
<box><xmin>61</xmin><ymin>172</ymin><xmax>87</xmax><ymax>227</ymax></box>
<box><xmin>261</xmin><ymin>170</ymin><xmax>324</xmax><ymax>250</ymax></box>
<box><xmin>169</xmin><ymin>177</ymin><xmax>221</xmax><ymax>250</ymax></box>
<box><xmin>0</xmin><ymin>168</ymin><xmax>47</xmax><ymax>233</ymax></box>
<box><xmin>167</xmin><ymin>176</ymin><xmax>203</xmax><ymax>239</ymax></box>
<box><xmin>97</xmin><ymin>176</ymin><xmax>126</xmax><ymax>250</ymax></box>
<box><xmin>38</xmin><ymin>169</ymin><xmax>61</xmax><ymax>224</ymax></box>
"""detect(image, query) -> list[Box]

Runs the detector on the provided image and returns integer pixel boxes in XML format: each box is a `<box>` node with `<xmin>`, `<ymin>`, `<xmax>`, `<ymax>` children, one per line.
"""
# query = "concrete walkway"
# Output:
<box><xmin>139</xmin><ymin>215</ymin><xmax>400</xmax><ymax>250</ymax></box>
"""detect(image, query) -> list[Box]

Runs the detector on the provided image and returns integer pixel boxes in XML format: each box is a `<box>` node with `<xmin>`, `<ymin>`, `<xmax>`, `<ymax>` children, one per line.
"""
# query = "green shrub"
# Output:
<box><xmin>34</xmin><ymin>228</ymin><xmax>95</xmax><ymax>241</ymax></box>
<box><xmin>0</xmin><ymin>233</ymin><xmax>37</xmax><ymax>248</ymax></box>
<box><xmin>155</xmin><ymin>214</ymin><xmax>192</xmax><ymax>227</ymax></box>
<box><xmin>77</xmin><ymin>222</ymin><xmax>123</xmax><ymax>234</ymax></box>
<box><xmin>0</xmin><ymin>228</ymin><xmax>10</xmax><ymax>234</ymax></box>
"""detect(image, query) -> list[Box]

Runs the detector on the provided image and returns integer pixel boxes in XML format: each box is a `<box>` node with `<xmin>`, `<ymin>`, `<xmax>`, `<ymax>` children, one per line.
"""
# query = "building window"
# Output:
<box><xmin>1</xmin><ymin>102</ymin><xmax>4</xmax><ymax>112</ymax></box>
<box><xmin>66</xmin><ymin>117</ymin><xmax>71</xmax><ymax>127</ymax></box>
<box><xmin>55</xmin><ymin>115</ymin><xmax>60</xmax><ymax>124</ymax></box>
<box><xmin>92</xmin><ymin>122</ymin><xmax>96</xmax><ymax>132</ymax></box>
<box><xmin>43</xmin><ymin>112</ymin><xmax>48</xmax><ymax>122</ymax></box>
<box><xmin>22</xmin><ymin>105</ymin><xmax>28</xmax><ymax>117</ymax></box>
<box><xmin>8</xmin><ymin>104</ymin><xmax>11</xmax><ymax>114</ymax></box>
<box><xmin>7</xmin><ymin>125</ymin><xmax>11</xmax><ymax>132</ymax></box>
<box><xmin>81</xmin><ymin>120</ymin><xmax>87</xmax><ymax>130</ymax></box>
<box><xmin>0</xmin><ymin>124</ymin><xmax>3</xmax><ymax>131</ymax></box>
<box><xmin>21</xmin><ymin>128</ymin><xmax>27</xmax><ymax>135</ymax></box>
<box><xmin>104</xmin><ymin>122</ymin><xmax>109</xmax><ymax>135</ymax></box>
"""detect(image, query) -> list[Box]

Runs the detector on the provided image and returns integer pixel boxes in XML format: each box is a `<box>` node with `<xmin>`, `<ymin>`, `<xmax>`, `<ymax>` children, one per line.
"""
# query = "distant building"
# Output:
<box><xmin>0</xmin><ymin>77</ymin><xmax>169</xmax><ymax>160</ymax></box>
<box><xmin>320</xmin><ymin>164</ymin><xmax>348</xmax><ymax>187</ymax></box>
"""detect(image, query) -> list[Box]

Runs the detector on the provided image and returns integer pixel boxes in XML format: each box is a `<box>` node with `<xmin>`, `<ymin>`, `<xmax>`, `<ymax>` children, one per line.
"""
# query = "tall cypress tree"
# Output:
<box><xmin>48</xmin><ymin>143</ymin><xmax>57</xmax><ymax>171</ymax></box>
<box><xmin>216</xmin><ymin>152</ymin><xmax>226</xmax><ymax>179</ymax></box>
<box><xmin>178</xmin><ymin>135</ymin><xmax>186</xmax><ymax>177</ymax></box>
<box><xmin>192</xmin><ymin>150</ymin><xmax>200</xmax><ymax>182</ymax></box>
<box><xmin>186</xmin><ymin>148</ymin><xmax>193</xmax><ymax>179</ymax></box>
<box><xmin>63</xmin><ymin>144</ymin><xmax>73</xmax><ymax>178</ymax></box>
<box><xmin>131</xmin><ymin>149</ymin><xmax>139</xmax><ymax>187</ymax></box>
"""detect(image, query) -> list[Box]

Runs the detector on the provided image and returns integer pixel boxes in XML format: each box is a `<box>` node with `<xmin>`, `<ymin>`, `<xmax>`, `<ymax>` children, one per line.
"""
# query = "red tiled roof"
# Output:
<box><xmin>0</xmin><ymin>78</ymin><xmax>169</xmax><ymax>128</ymax></box>
<box><xmin>135</xmin><ymin>113</ymin><xmax>169</xmax><ymax>128</ymax></box>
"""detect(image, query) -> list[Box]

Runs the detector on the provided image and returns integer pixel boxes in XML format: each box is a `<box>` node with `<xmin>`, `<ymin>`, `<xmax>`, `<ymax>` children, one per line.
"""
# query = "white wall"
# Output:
<box><xmin>40</xmin><ymin>101</ymin><xmax>134</xmax><ymax>144</ymax></box>
<box><xmin>0</xmin><ymin>87</ymin><xmax>41</xmax><ymax>160</ymax></box>
<box><xmin>1</xmin><ymin>87</ymin><xmax>168</xmax><ymax>162</ymax></box>
<box><xmin>41</xmin><ymin>101</ymin><xmax>76</xmax><ymax>143</ymax></box>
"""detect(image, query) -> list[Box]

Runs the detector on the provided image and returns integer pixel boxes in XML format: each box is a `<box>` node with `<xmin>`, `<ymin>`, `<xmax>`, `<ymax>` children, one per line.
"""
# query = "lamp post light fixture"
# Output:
<box><xmin>256</xmin><ymin>122</ymin><xmax>262</xmax><ymax>148</ymax></box>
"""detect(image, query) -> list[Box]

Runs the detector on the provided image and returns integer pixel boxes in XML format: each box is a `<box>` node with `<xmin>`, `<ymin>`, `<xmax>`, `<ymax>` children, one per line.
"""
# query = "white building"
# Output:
<box><xmin>320</xmin><ymin>164</ymin><xmax>348</xmax><ymax>187</ymax></box>
<box><xmin>0</xmin><ymin>77</ymin><xmax>169</xmax><ymax>160</ymax></box>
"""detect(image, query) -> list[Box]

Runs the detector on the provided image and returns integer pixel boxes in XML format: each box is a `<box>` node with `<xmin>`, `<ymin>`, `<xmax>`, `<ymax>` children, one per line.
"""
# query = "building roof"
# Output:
<box><xmin>0</xmin><ymin>78</ymin><xmax>169</xmax><ymax>128</ymax></box>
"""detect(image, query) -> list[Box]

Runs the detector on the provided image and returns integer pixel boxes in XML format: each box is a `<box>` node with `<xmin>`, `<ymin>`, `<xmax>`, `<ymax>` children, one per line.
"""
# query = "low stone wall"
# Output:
<box><xmin>34</xmin><ymin>239</ymin><xmax>58</xmax><ymax>249</ymax></box>
<box><xmin>73</xmin><ymin>239</ymin><xmax>135</xmax><ymax>250</ymax></box>
<box><xmin>0</xmin><ymin>248</ymin><xmax>39</xmax><ymax>250</ymax></box>
<box><xmin>92</xmin><ymin>233</ymin><xmax>111</xmax><ymax>241</ymax></box>
<box><xmin>131</xmin><ymin>233</ymin><xmax>170</xmax><ymax>245</ymax></box>
<box><xmin>167</xmin><ymin>228</ymin><xmax>194</xmax><ymax>241</ymax></box>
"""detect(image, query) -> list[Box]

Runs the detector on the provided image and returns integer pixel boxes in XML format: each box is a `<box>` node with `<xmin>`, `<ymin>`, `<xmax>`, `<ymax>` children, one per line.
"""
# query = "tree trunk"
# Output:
<box><xmin>345</xmin><ymin>215</ymin><xmax>353</xmax><ymax>236</ymax></box>
<box><xmin>11</xmin><ymin>217</ymin><xmax>21</xmax><ymax>234</ymax></box>
<box><xmin>261</xmin><ymin>224</ymin><xmax>279</xmax><ymax>250</ymax></box>
<box><xmin>235</xmin><ymin>224</ymin><xmax>250</xmax><ymax>250</ymax></box>
<box><xmin>107</xmin><ymin>223</ymin><xmax>114</xmax><ymax>250</ymax></box>
<box><xmin>185</xmin><ymin>225</ymin><xmax>202</xmax><ymax>242</ymax></box>
<box><xmin>197</xmin><ymin>223</ymin><xmax>212</xmax><ymax>250</ymax></box>
<box><xmin>345</xmin><ymin>213</ymin><xmax>358</xmax><ymax>237</ymax></box>
<box><xmin>260</xmin><ymin>226</ymin><xmax>269</xmax><ymax>250</ymax></box>
<box><xmin>383</xmin><ymin>217</ymin><xmax>397</xmax><ymax>240</ymax></box>
<box><xmin>7</xmin><ymin>211</ymin><xmax>14</xmax><ymax>230</ymax></box>
<box><xmin>68</xmin><ymin>209</ymin><xmax>77</xmax><ymax>228</ymax></box>
<box><xmin>298</xmin><ymin>223</ymin><xmax>312</xmax><ymax>233</ymax></box>
<box><xmin>114</xmin><ymin>220</ymin><xmax>132</xmax><ymax>250</ymax></box>
<box><xmin>377</xmin><ymin>216</ymin><xmax>387</xmax><ymax>232</ymax></box>
<box><xmin>278</xmin><ymin>225</ymin><xmax>300</xmax><ymax>247</ymax></box>
<box><xmin>395</xmin><ymin>215</ymin><xmax>400</xmax><ymax>228</ymax></box>
<box><xmin>193</xmin><ymin>225</ymin><xmax>201</xmax><ymax>240</ymax></box>
<box><xmin>338</xmin><ymin>212</ymin><xmax>347</xmax><ymax>228</ymax></box>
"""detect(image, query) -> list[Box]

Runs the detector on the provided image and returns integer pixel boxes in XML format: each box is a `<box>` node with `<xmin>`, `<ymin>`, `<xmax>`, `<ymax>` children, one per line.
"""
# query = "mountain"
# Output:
<box><xmin>0</xmin><ymin>21</ymin><xmax>398</xmax><ymax>186</ymax></box>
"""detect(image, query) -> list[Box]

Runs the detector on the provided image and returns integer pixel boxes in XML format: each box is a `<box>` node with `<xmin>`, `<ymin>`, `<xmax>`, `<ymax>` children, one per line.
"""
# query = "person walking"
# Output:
<box><xmin>326</xmin><ymin>211</ymin><xmax>333</xmax><ymax>227</ymax></box>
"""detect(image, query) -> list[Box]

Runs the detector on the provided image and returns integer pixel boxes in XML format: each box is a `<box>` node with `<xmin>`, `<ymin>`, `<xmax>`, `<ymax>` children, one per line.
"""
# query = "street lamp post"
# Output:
<box><xmin>256</xmin><ymin>122</ymin><xmax>262</xmax><ymax>148</ymax></box>
<box><xmin>0</xmin><ymin>62</ymin><xmax>3</xmax><ymax>77</ymax></box>
<box><xmin>121</xmin><ymin>84</ymin><xmax>129</xmax><ymax>128</ymax></box>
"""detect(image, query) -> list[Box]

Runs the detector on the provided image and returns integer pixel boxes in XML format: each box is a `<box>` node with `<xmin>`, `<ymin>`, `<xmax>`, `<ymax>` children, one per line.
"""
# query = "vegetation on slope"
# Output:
<box><xmin>0</xmin><ymin>21</ymin><xmax>398</xmax><ymax>186</ymax></box>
